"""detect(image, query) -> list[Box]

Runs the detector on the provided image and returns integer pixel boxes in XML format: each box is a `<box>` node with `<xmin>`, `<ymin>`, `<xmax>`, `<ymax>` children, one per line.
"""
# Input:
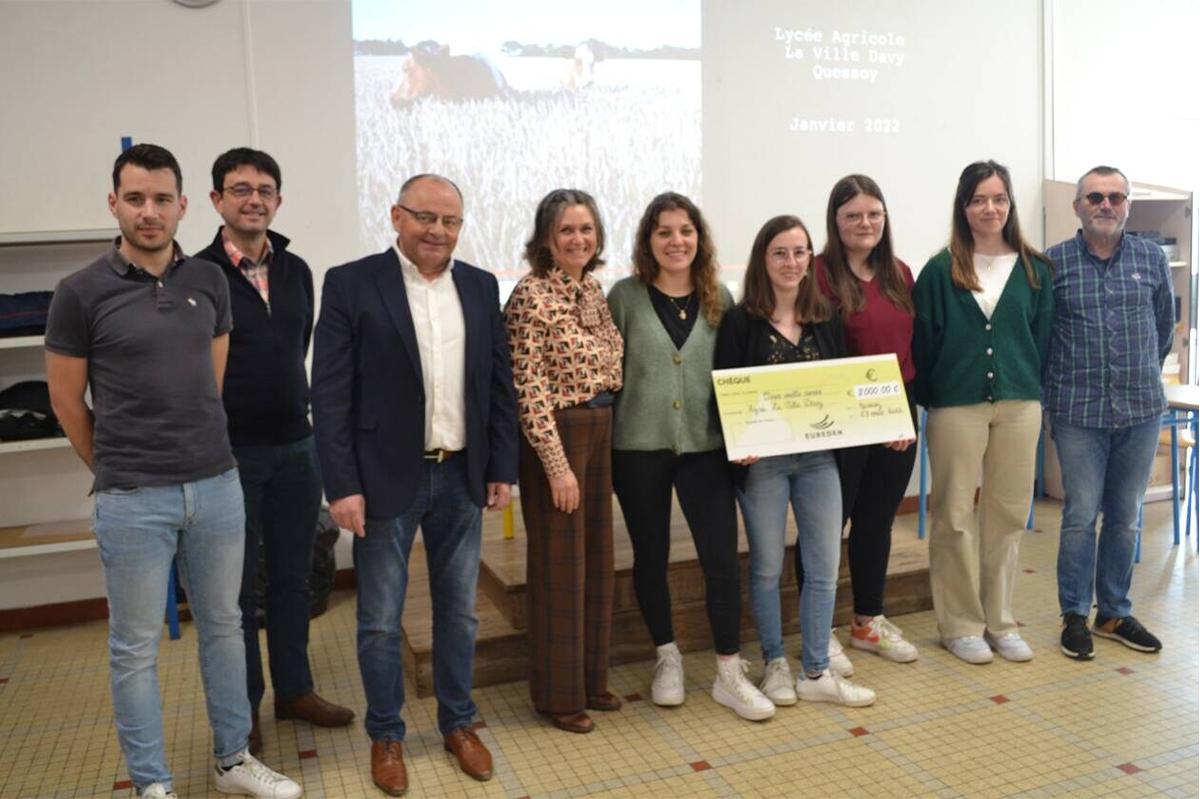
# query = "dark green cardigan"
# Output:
<box><xmin>912</xmin><ymin>248</ymin><xmax>1054</xmax><ymax>408</ymax></box>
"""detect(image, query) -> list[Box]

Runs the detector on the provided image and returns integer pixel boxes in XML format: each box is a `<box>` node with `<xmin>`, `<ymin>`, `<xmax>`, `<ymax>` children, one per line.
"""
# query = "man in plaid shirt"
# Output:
<box><xmin>1045</xmin><ymin>165</ymin><xmax>1174</xmax><ymax>661</ymax></box>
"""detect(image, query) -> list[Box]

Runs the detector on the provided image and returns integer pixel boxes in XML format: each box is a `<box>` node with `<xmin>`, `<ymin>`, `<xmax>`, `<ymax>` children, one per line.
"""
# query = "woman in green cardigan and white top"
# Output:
<box><xmin>913</xmin><ymin>160</ymin><xmax>1054</xmax><ymax>665</ymax></box>
<box><xmin>608</xmin><ymin>192</ymin><xmax>775</xmax><ymax>721</ymax></box>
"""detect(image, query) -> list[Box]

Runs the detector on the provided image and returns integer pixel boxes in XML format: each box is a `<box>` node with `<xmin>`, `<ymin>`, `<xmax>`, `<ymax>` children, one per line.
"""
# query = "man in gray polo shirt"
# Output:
<box><xmin>44</xmin><ymin>144</ymin><xmax>301</xmax><ymax>799</ymax></box>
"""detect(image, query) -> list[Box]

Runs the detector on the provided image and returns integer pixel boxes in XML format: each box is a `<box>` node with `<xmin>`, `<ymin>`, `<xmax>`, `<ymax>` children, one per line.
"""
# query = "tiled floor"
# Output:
<box><xmin>1</xmin><ymin>499</ymin><xmax>1196</xmax><ymax>798</ymax></box>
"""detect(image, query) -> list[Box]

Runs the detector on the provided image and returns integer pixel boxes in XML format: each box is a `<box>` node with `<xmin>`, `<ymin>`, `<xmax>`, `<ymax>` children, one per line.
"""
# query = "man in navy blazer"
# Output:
<box><xmin>311</xmin><ymin>174</ymin><xmax>518</xmax><ymax>796</ymax></box>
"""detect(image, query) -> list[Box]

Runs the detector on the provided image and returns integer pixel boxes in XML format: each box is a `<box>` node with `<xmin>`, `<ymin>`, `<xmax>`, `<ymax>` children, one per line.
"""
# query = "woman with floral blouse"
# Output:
<box><xmin>504</xmin><ymin>189</ymin><xmax>624</xmax><ymax>734</ymax></box>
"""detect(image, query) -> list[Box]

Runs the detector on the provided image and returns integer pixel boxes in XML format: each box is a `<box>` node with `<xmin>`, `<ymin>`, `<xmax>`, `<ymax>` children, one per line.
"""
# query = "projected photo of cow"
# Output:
<box><xmin>389</xmin><ymin>42</ymin><xmax>510</xmax><ymax>107</ymax></box>
<box><xmin>352</xmin><ymin>2</ymin><xmax>701</xmax><ymax>295</ymax></box>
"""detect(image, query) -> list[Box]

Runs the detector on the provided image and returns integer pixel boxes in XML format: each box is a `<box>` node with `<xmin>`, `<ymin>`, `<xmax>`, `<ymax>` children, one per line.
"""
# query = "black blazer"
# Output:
<box><xmin>713</xmin><ymin>304</ymin><xmax>848</xmax><ymax>485</ymax></box>
<box><xmin>311</xmin><ymin>249</ymin><xmax>519</xmax><ymax>519</ymax></box>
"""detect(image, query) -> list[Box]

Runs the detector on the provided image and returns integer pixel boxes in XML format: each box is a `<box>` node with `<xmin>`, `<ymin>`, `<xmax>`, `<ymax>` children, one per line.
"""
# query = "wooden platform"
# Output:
<box><xmin>400</xmin><ymin>499</ymin><xmax>931</xmax><ymax>698</ymax></box>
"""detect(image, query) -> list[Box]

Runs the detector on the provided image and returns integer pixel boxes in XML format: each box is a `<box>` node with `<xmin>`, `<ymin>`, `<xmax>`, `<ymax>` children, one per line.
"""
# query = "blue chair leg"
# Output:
<box><xmin>166</xmin><ymin>559</ymin><xmax>181</xmax><ymax>641</ymax></box>
<box><xmin>1188</xmin><ymin>412</ymin><xmax>1198</xmax><ymax>549</ymax></box>
<box><xmin>918</xmin><ymin>407</ymin><xmax>928</xmax><ymax>540</ymax></box>
<box><xmin>1170</xmin><ymin>415</ymin><xmax>1181</xmax><ymax>546</ymax></box>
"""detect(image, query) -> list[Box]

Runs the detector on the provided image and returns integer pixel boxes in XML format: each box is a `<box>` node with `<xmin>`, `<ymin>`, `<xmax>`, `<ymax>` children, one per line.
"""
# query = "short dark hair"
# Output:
<box><xmin>523</xmin><ymin>189</ymin><xmax>606</xmax><ymax>277</ymax></box>
<box><xmin>211</xmin><ymin>147</ymin><xmax>282</xmax><ymax>193</ymax></box>
<box><xmin>113</xmin><ymin>143</ymin><xmax>182</xmax><ymax>193</ymax></box>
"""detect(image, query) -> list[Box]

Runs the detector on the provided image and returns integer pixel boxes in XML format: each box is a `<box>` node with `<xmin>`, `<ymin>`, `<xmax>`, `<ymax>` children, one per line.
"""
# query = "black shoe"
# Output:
<box><xmin>1093</xmin><ymin>615</ymin><xmax>1162</xmax><ymax>653</ymax></box>
<box><xmin>1060</xmin><ymin>613</ymin><xmax>1094</xmax><ymax>660</ymax></box>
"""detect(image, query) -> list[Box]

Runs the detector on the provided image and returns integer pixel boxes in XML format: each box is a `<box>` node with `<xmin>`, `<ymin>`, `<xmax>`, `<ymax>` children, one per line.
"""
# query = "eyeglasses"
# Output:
<box><xmin>768</xmin><ymin>247</ymin><xmax>810</xmax><ymax>263</ymax></box>
<box><xmin>1081</xmin><ymin>192</ymin><xmax>1128</xmax><ymax>207</ymax></box>
<box><xmin>397</xmin><ymin>204</ymin><xmax>463</xmax><ymax>231</ymax></box>
<box><xmin>222</xmin><ymin>184</ymin><xmax>277</xmax><ymax>201</ymax></box>
<box><xmin>840</xmin><ymin>211</ymin><xmax>886</xmax><ymax>225</ymax></box>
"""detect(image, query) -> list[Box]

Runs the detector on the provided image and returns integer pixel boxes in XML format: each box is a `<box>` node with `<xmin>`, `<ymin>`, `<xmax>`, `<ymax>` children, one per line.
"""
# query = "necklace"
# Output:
<box><xmin>666</xmin><ymin>292</ymin><xmax>695</xmax><ymax>320</ymax></box>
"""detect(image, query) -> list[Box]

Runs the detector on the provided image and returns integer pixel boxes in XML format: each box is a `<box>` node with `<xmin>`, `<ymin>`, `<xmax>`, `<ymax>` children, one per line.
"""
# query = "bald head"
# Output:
<box><xmin>397</xmin><ymin>173</ymin><xmax>463</xmax><ymax>206</ymax></box>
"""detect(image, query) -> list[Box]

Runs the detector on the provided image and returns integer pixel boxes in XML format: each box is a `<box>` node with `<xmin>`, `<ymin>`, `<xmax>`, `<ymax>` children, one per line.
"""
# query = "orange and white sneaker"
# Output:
<box><xmin>850</xmin><ymin>615</ymin><xmax>919</xmax><ymax>663</ymax></box>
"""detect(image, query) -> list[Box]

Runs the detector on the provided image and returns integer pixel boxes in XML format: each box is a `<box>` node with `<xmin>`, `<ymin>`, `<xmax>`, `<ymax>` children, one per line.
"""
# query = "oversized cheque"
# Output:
<box><xmin>712</xmin><ymin>354</ymin><xmax>915</xmax><ymax>461</ymax></box>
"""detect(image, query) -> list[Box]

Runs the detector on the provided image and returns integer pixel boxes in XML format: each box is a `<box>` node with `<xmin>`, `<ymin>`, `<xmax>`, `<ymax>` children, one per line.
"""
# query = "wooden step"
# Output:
<box><xmin>401</xmin><ymin>498</ymin><xmax>931</xmax><ymax>698</ymax></box>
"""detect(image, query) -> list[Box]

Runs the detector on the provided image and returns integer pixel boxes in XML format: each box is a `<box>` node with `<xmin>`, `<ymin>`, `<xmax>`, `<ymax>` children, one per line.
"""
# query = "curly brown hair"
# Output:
<box><xmin>631</xmin><ymin>192</ymin><xmax>725</xmax><ymax>327</ymax></box>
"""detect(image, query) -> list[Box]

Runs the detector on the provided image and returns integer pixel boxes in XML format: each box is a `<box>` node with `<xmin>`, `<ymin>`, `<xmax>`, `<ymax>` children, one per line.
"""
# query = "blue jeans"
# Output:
<box><xmin>92</xmin><ymin>468</ymin><xmax>250</xmax><ymax>793</ymax></box>
<box><xmin>1053</xmin><ymin>415</ymin><xmax>1161</xmax><ymax>619</ymax></box>
<box><xmin>737</xmin><ymin>451</ymin><xmax>842</xmax><ymax>673</ymax></box>
<box><xmin>233</xmin><ymin>436</ymin><xmax>323</xmax><ymax>708</ymax></box>
<box><xmin>353</xmin><ymin>455</ymin><xmax>483</xmax><ymax>741</ymax></box>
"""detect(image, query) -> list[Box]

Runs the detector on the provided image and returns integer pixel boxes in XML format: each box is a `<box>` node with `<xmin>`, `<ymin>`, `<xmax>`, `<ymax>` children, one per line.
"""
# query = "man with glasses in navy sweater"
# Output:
<box><xmin>198</xmin><ymin>148</ymin><xmax>355</xmax><ymax>753</ymax></box>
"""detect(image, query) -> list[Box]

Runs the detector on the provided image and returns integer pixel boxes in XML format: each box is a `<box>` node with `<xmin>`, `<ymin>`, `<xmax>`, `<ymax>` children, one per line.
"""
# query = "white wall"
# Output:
<box><xmin>0</xmin><ymin>0</ymin><xmax>359</xmax><ymax>268</ymax></box>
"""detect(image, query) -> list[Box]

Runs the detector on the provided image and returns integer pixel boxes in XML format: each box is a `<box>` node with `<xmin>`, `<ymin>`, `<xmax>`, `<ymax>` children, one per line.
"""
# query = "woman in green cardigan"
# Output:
<box><xmin>608</xmin><ymin>192</ymin><xmax>774</xmax><ymax>721</ymax></box>
<box><xmin>913</xmin><ymin>160</ymin><xmax>1054</xmax><ymax>665</ymax></box>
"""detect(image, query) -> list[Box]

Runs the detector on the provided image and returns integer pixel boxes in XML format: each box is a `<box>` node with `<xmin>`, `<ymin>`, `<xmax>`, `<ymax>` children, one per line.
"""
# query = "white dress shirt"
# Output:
<box><xmin>394</xmin><ymin>243</ymin><xmax>467</xmax><ymax>450</ymax></box>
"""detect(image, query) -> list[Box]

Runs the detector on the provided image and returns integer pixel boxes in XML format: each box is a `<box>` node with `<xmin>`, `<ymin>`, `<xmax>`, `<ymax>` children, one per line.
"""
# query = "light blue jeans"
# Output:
<box><xmin>737</xmin><ymin>451</ymin><xmax>842</xmax><ymax>674</ymax></box>
<box><xmin>354</xmin><ymin>455</ymin><xmax>483</xmax><ymax>741</ymax></box>
<box><xmin>93</xmin><ymin>468</ymin><xmax>250</xmax><ymax>794</ymax></box>
<box><xmin>1052</xmin><ymin>415</ymin><xmax>1161</xmax><ymax>620</ymax></box>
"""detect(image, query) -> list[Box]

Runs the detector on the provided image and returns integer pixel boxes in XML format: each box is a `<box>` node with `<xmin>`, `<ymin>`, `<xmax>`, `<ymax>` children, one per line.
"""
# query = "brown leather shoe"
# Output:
<box><xmin>371</xmin><ymin>739</ymin><xmax>408</xmax><ymax>796</ymax></box>
<box><xmin>443</xmin><ymin>727</ymin><xmax>493</xmax><ymax>781</ymax></box>
<box><xmin>249</xmin><ymin>709</ymin><xmax>262</xmax><ymax>756</ymax></box>
<box><xmin>274</xmin><ymin>691</ymin><xmax>355</xmax><ymax>727</ymax></box>
<box><xmin>586</xmin><ymin>692</ymin><xmax>622</xmax><ymax>712</ymax></box>
<box><xmin>546</xmin><ymin>711</ymin><xmax>594</xmax><ymax>734</ymax></box>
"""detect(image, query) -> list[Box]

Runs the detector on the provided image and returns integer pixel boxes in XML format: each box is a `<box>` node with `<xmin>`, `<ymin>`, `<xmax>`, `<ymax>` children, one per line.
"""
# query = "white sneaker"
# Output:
<box><xmin>140</xmin><ymin>785</ymin><xmax>177</xmax><ymax>799</ymax></box>
<box><xmin>943</xmin><ymin>635</ymin><xmax>994</xmax><ymax>664</ymax></box>
<box><xmin>651</xmin><ymin>641</ymin><xmax>685</xmax><ymax>706</ymax></box>
<box><xmin>712</xmin><ymin>657</ymin><xmax>776</xmax><ymax>721</ymax></box>
<box><xmin>795</xmin><ymin>668</ymin><xmax>876</xmax><ymax>707</ymax></box>
<box><xmin>827</xmin><ymin>630</ymin><xmax>855</xmax><ymax>677</ymax></box>
<box><xmin>850</xmin><ymin>615</ymin><xmax>919</xmax><ymax>663</ymax></box>
<box><xmin>985</xmin><ymin>631</ymin><xmax>1034</xmax><ymax>662</ymax></box>
<box><xmin>214</xmin><ymin>750</ymin><xmax>302</xmax><ymax>798</ymax></box>
<box><xmin>759</xmin><ymin>657</ymin><xmax>797</xmax><ymax>706</ymax></box>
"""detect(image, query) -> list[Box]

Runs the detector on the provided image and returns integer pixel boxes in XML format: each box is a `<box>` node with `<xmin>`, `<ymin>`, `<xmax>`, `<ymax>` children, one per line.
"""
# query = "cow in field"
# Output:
<box><xmin>390</xmin><ymin>42</ymin><xmax>509</xmax><ymax>108</ymax></box>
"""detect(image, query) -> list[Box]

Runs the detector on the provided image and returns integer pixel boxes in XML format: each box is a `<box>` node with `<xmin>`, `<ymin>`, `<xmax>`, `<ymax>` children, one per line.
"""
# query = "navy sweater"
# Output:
<box><xmin>197</xmin><ymin>229</ymin><xmax>314</xmax><ymax>446</ymax></box>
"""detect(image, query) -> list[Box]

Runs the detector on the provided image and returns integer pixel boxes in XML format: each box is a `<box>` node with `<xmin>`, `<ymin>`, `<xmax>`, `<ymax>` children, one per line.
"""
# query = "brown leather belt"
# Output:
<box><xmin>423</xmin><ymin>449</ymin><xmax>461</xmax><ymax>463</ymax></box>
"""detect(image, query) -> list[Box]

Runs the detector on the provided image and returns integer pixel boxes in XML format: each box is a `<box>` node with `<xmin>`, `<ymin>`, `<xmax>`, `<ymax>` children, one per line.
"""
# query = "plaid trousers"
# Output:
<box><xmin>519</xmin><ymin>405</ymin><xmax>615</xmax><ymax>715</ymax></box>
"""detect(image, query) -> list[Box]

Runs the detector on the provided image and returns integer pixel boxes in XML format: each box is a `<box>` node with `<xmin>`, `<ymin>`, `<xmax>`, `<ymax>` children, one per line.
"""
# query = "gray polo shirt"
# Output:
<box><xmin>45</xmin><ymin>244</ymin><xmax>236</xmax><ymax>491</ymax></box>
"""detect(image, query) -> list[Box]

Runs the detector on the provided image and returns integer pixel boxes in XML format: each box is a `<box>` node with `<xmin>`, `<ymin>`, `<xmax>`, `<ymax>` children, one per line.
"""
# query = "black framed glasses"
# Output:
<box><xmin>397</xmin><ymin>204</ymin><xmax>463</xmax><ymax>231</ymax></box>
<box><xmin>222</xmin><ymin>184</ymin><xmax>277</xmax><ymax>201</ymax></box>
<box><xmin>1081</xmin><ymin>192</ymin><xmax>1128</xmax><ymax>207</ymax></box>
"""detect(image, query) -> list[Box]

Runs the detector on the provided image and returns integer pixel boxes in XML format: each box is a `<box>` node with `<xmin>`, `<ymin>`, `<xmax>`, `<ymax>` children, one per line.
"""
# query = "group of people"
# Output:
<box><xmin>42</xmin><ymin>143</ymin><xmax>1173</xmax><ymax>799</ymax></box>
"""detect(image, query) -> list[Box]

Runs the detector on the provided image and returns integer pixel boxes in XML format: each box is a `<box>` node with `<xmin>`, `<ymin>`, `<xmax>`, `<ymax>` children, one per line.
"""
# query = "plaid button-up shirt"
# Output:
<box><xmin>1044</xmin><ymin>231</ymin><xmax>1174</xmax><ymax>428</ymax></box>
<box><xmin>222</xmin><ymin>228</ymin><xmax>273</xmax><ymax>309</ymax></box>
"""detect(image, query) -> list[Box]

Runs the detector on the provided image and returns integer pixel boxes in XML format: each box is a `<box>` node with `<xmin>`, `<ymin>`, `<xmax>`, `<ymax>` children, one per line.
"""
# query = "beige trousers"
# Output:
<box><xmin>926</xmin><ymin>400</ymin><xmax>1041</xmax><ymax>639</ymax></box>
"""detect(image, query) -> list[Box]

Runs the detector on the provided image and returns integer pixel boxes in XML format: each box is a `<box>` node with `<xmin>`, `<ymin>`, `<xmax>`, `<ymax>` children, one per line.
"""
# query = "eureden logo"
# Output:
<box><xmin>810</xmin><ymin>414</ymin><xmax>835</xmax><ymax>430</ymax></box>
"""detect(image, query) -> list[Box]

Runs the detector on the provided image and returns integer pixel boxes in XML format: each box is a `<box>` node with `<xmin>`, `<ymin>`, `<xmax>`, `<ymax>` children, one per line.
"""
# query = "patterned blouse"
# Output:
<box><xmin>505</xmin><ymin>267</ymin><xmax>624</xmax><ymax>478</ymax></box>
<box><xmin>765</xmin><ymin>326</ymin><xmax>822</xmax><ymax>364</ymax></box>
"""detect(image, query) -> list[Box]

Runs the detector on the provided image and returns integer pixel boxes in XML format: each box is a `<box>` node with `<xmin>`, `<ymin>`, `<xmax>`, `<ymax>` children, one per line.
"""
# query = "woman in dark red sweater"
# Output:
<box><xmin>797</xmin><ymin>174</ymin><xmax>920</xmax><ymax>669</ymax></box>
